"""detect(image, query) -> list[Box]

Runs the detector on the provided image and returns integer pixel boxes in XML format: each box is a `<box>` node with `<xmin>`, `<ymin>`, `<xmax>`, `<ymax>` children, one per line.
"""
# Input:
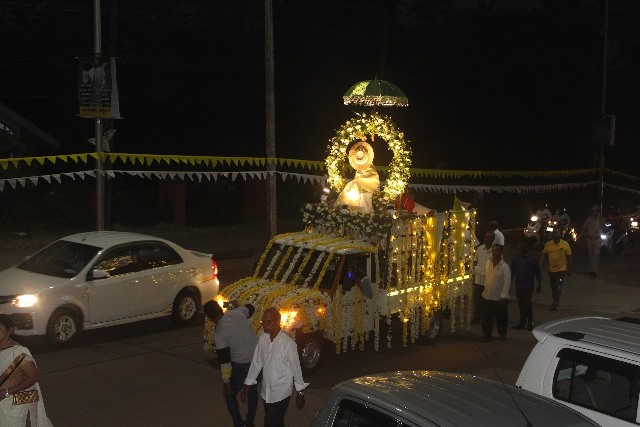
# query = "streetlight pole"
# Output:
<box><xmin>94</xmin><ymin>0</ymin><xmax>105</xmax><ymax>231</ymax></box>
<box><xmin>265</xmin><ymin>0</ymin><xmax>277</xmax><ymax>238</ymax></box>
<box><xmin>598</xmin><ymin>0</ymin><xmax>609</xmax><ymax>212</ymax></box>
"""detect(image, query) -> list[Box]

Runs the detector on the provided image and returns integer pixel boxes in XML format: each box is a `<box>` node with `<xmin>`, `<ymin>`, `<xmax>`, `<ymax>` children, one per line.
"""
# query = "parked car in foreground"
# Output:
<box><xmin>0</xmin><ymin>231</ymin><xmax>219</xmax><ymax>345</ymax></box>
<box><xmin>312</xmin><ymin>370</ymin><xmax>600</xmax><ymax>426</ymax></box>
<box><xmin>517</xmin><ymin>316</ymin><xmax>640</xmax><ymax>426</ymax></box>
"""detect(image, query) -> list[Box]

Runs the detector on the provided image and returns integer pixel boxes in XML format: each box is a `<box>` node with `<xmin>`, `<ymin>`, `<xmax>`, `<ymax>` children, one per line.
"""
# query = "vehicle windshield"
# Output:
<box><xmin>257</xmin><ymin>243</ymin><xmax>341</xmax><ymax>288</ymax></box>
<box><xmin>18</xmin><ymin>240</ymin><xmax>101</xmax><ymax>278</ymax></box>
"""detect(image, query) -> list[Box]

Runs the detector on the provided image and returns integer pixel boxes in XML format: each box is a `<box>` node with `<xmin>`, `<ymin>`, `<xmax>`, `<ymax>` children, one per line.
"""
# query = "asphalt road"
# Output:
<box><xmin>3</xmin><ymin>229</ymin><xmax>640</xmax><ymax>426</ymax></box>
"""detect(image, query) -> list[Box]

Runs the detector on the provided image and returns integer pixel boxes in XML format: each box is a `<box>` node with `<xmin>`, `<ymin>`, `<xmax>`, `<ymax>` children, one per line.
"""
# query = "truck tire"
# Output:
<box><xmin>297</xmin><ymin>332</ymin><xmax>324</xmax><ymax>375</ymax></box>
<box><xmin>421</xmin><ymin>311</ymin><xmax>442</xmax><ymax>345</ymax></box>
<box><xmin>46</xmin><ymin>308</ymin><xmax>81</xmax><ymax>346</ymax></box>
<box><xmin>171</xmin><ymin>290</ymin><xmax>199</xmax><ymax>325</ymax></box>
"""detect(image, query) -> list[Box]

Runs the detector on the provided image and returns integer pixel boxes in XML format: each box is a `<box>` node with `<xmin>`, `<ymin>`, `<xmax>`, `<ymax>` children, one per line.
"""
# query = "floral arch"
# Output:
<box><xmin>325</xmin><ymin>112</ymin><xmax>412</xmax><ymax>202</ymax></box>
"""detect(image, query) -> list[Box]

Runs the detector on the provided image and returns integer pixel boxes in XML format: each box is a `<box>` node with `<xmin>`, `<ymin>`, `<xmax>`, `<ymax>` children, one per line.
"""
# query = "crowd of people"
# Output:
<box><xmin>204</xmin><ymin>302</ymin><xmax>308</xmax><ymax>427</ymax></box>
<box><xmin>200</xmin><ymin>203</ymin><xmax>610</xmax><ymax>427</ymax></box>
<box><xmin>473</xmin><ymin>203</ymin><xmax>607</xmax><ymax>342</ymax></box>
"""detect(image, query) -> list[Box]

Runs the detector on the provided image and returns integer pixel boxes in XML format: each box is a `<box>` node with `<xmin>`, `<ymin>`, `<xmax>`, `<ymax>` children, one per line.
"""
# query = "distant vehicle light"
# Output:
<box><xmin>531</xmin><ymin>215</ymin><xmax>538</xmax><ymax>222</ymax></box>
<box><xmin>601</xmin><ymin>234</ymin><xmax>608</xmax><ymax>240</ymax></box>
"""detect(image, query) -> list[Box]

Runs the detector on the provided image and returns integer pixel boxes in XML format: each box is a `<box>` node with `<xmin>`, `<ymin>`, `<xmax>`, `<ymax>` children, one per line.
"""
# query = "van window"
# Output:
<box><xmin>333</xmin><ymin>399</ymin><xmax>411</xmax><ymax>427</ymax></box>
<box><xmin>319</xmin><ymin>256</ymin><xmax>341</xmax><ymax>290</ymax></box>
<box><xmin>553</xmin><ymin>348</ymin><xmax>640</xmax><ymax>422</ymax></box>
<box><xmin>340</xmin><ymin>255</ymin><xmax>369</xmax><ymax>292</ymax></box>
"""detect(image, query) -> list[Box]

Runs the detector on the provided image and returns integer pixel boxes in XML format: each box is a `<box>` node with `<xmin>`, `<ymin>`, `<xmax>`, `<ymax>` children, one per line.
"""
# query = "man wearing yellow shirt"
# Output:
<box><xmin>540</xmin><ymin>229</ymin><xmax>572</xmax><ymax>311</ymax></box>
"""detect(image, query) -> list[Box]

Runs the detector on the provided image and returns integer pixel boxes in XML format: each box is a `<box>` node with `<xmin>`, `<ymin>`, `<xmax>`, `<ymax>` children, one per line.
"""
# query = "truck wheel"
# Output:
<box><xmin>46</xmin><ymin>308</ymin><xmax>80</xmax><ymax>346</ymax></box>
<box><xmin>171</xmin><ymin>291</ymin><xmax>199</xmax><ymax>325</ymax></box>
<box><xmin>421</xmin><ymin>311</ymin><xmax>442</xmax><ymax>344</ymax></box>
<box><xmin>297</xmin><ymin>332</ymin><xmax>324</xmax><ymax>375</ymax></box>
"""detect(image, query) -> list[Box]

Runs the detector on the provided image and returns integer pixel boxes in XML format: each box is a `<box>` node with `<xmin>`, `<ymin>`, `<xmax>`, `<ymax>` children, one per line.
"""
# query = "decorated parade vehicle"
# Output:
<box><xmin>205</xmin><ymin>81</ymin><xmax>477</xmax><ymax>374</ymax></box>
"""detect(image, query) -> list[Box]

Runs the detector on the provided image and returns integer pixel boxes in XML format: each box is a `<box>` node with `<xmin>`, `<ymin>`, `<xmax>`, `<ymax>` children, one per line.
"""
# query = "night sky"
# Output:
<box><xmin>1</xmin><ymin>0</ymin><xmax>639</xmax><ymax>175</ymax></box>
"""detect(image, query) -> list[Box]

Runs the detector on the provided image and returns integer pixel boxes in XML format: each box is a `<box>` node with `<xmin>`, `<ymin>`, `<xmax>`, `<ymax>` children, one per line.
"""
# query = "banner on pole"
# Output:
<box><xmin>78</xmin><ymin>57</ymin><xmax>121</xmax><ymax>119</ymax></box>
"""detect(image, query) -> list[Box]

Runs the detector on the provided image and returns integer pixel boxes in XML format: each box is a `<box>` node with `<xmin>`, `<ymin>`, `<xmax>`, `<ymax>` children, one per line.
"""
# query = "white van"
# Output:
<box><xmin>312</xmin><ymin>370</ymin><xmax>599</xmax><ymax>426</ymax></box>
<box><xmin>517</xmin><ymin>316</ymin><xmax>640</xmax><ymax>426</ymax></box>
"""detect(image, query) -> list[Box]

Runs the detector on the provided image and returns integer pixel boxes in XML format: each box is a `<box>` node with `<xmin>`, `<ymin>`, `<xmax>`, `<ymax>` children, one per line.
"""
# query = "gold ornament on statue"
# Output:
<box><xmin>348</xmin><ymin>141</ymin><xmax>374</xmax><ymax>170</ymax></box>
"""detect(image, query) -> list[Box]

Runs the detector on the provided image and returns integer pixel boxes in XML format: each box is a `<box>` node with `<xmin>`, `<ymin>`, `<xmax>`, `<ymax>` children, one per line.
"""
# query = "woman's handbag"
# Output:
<box><xmin>12</xmin><ymin>389</ymin><xmax>38</xmax><ymax>405</ymax></box>
<box><xmin>0</xmin><ymin>353</ymin><xmax>39</xmax><ymax>404</ymax></box>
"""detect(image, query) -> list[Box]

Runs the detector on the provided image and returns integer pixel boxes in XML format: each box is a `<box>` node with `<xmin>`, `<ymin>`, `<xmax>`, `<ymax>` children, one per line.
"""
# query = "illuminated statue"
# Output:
<box><xmin>336</xmin><ymin>141</ymin><xmax>380</xmax><ymax>212</ymax></box>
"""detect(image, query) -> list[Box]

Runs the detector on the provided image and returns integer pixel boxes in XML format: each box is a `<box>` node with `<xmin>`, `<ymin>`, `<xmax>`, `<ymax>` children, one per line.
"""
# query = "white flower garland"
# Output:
<box><xmin>262</xmin><ymin>248</ymin><xmax>282</xmax><ymax>280</ymax></box>
<box><xmin>280</xmin><ymin>247</ymin><xmax>305</xmax><ymax>284</ymax></box>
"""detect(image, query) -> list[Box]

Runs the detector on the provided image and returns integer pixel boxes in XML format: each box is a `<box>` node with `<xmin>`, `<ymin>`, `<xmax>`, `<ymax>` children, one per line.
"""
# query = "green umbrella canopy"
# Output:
<box><xmin>343</xmin><ymin>79</ymin><xmax>409</xmax><ymax>107</ymax></box>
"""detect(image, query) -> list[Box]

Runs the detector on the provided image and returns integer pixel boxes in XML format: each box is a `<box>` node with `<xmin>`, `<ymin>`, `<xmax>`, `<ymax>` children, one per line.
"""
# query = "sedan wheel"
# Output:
<box><xmin>46</xmin><ymin>308</ymin><xmax>80</xmax><ymax>346</ymax></box>
<box><xmin>172</xmin><ymin>291</ymin><xmax>199</xmax><ymax>325</ymax></box>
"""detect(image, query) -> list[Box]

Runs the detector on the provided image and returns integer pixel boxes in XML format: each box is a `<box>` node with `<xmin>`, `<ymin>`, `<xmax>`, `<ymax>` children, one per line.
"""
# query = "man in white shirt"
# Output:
<box><xmin>479</xmin><ymin>244</ymin><xmax>511</xmax><ymax>342</ymax></box>
<box><xmin>241</xmin><ymin>307</ymin><xmax>308</xmax><ymax>427</ymax></box>
<box><xmin>205</xmin><ymin>301</ymin><xmax>258</xmax><ymax>427</ymax></box>
<box><xmin>489</xmin><ymin>220</ymin><xmax>505</xmax><ymax>247</ymax></box>
<box><xmin>472</xmin><ymin>231</ymin><xmax>495</xmax><ymax>323</ymax></box>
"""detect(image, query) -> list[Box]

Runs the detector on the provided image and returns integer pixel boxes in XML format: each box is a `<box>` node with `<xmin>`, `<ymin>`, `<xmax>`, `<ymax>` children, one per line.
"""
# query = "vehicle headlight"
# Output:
<box><xmin>601</xmin><ymin>234</ymin><xmax>607</xmax><ymax>240</ymax></box>
<box><xmin>632</xmin><ymin>221</ymin><xmax>638</xmax><ymax>227</ymax></box>
<box><xmin>280</xmin><ymin>310</ymin><xmax>298</xmax><ymax>329</ymax></box>
<box><xmin>14</xmin><ymin>294</ymin><xmax>38</xmax><ymax>308</ymax></box>
<box><xmin>531</xmin><ymin>215</ymin><xmax>538</xmax><ymax>222</ymax></box>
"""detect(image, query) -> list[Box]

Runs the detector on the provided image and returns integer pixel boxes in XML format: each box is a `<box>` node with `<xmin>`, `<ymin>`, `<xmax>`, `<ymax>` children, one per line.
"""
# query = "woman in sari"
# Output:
<box><xmin>0</xmin><ymin>314</ymin><xmax>53</xmax><ymax>427</ymax></box>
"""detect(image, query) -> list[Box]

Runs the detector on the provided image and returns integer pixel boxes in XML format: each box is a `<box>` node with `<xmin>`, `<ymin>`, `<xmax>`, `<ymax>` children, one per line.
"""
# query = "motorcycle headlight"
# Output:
<box><xmin>531</xmin><ymin>215</ymin><xmax>538</xmax><ymax>222</ymax></box>
<box><xmin>13</xmin><ymin>294</ymin><xmax>38</xmax><ymax>308</ymax></box>
<box><xmin>601</xmin><ymin>234</ymin><xmax>608</xmax><ymax>240</ymax></box>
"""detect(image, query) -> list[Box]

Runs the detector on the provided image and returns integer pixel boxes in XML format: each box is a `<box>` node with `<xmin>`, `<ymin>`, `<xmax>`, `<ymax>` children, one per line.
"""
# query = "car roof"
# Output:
<box><xmin>332</xmin><ymin>371</ymin><xmax>598</xmax><ymax>426</ymax></box>
<box><xmin>60</xmin><ymin>231</ymin><xmax>171</xmax><ymax>248</ymax></box>
<box><xmin>532</xmin><ymin>316</ymin><xmax>640</xmax><ymax>356</ymax></box>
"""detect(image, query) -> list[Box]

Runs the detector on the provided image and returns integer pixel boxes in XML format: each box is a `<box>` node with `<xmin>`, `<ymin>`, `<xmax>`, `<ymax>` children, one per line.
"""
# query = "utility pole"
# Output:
<box><xmin>598</xmin><ymin>0</ymin><xmax>609</xmax><ymax>212</ymax></box>
<box><xmin>265</xmin><ymin>0</ymin><xmax>277</xmax><ymax>238</ymax></box>
<box><xmin>94</xmin><ymin>0</ymin><xmax>105</xmax><ymax>231</ymax></box>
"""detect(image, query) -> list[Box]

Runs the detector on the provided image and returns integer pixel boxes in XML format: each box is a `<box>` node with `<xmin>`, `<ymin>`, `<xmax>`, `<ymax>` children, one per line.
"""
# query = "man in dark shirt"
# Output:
<box><xmin>510</xmin><ymin>238</ymin><xmax>542</xmax><ymax>331</ymax></box>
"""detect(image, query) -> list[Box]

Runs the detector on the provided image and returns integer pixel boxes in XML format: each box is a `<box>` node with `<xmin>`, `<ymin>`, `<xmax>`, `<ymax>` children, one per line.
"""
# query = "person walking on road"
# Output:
<box><xmin>540</xmin><ymin>229</ymin><xmax>572</xmax><ymax>311</ymax></box>
<box><xmin>581</xmin><ymin>204</ymin><xmax>605</xmax><ymax>277</ymax></box>
<box><xmin>204</xmin><ymin>301</ymin><xmax>258</xmax><ymax>427</ymax></box>
<box><xmin>510</xmin><ymin>238</ymin><xmax>542</xmax><ymax>331</ymax></box>
<box><xmin>472</xmin><ymin>231</ymin><xmax>495</xmax><ymax>324</ymax></box>
<box><xmin>489</xmin><ymin>220</ymin><xmax>505</xmax><ymax>247</ymax></box>
<box><xmin>479</xmin><ymin>244</ymin><xmax>511</xmax><ymax>342</ymax></box>
<box><xmin>241</xmin><ymin>307</ymin><xmax>308</xmax><ymax>427</ymax></box>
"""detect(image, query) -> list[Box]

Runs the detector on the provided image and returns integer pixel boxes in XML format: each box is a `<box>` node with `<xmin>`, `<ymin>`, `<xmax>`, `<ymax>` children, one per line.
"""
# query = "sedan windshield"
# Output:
<box><xmin>18</xmin><ymin>240</ymin><xmax>101</xmax><ymax>278</ymax></box>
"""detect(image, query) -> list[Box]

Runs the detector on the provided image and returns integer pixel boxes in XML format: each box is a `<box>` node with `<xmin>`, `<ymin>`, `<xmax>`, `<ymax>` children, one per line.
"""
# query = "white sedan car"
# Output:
<box><xmin>0</xmin><ymin>231</ymin><xmax>219</xmax><ymax>345</ymax></box>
